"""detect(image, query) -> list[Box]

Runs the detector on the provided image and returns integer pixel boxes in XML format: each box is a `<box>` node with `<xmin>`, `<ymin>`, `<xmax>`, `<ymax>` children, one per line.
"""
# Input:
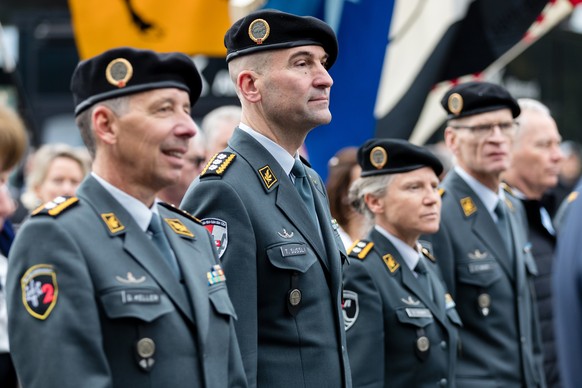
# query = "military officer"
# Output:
<box><xmin>424</xmin><ymin>81</ymin><xmax>546</xmax><ymax>387</ymax></box>
<box><xmin>181</xmin><ymin>9</ymin><xmax>351</xmax><ymax>388</ymax></box>
<box><xmin>6</xmin><ymin>47</ymin><xmax>247</xmax><ymax>388</ymax></box>
<box><xmin>343</xmin><ymin>139</ymin><xmax>460</xmax><ymax>387</ymax></box>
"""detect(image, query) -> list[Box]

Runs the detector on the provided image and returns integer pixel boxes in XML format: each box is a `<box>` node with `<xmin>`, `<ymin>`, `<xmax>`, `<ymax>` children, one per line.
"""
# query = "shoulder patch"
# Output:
<box><xmin>460</xmin><ymin>196</ymin><xmax>477</xmax><ymax>217</ymax></box>
<box><xmin>567</xmin><ymin>191</ymin><xmax>578</xmax><ymax>203</ymax></box>
<box><xmin>382</xmin><ymin>254</ymin><xmax>400</xmax><ymax>273</ymax></box>
<box><xmin>438</xmin><ymin>187</ymin><xmax>446</xmax><ymax>197</ymax></box>
<box><xmin>200</xmin><ymin>152</ymin><xmax>236</xmax><ymax>178</ymax></box>
<box><xmin>31</xmin><ymin>196</ymin><xmax>79</xmax><ymax>217</ymax></box>
<box><xmin>348</xmin><ymin>240</ymin><xmax>374</xmax><ymax>259</ymax></box>
<box><xmin>158</xmin><ymin>202</ymin><xmax>201</xmax><ymax>225</ymax></box>
<box><xmin>21</xmin><ymin>264</ymin><xmax>58</xmax><ymax>320</ymax></box>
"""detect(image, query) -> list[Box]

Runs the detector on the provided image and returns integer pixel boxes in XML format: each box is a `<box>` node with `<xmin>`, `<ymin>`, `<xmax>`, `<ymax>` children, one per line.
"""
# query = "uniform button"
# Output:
<box><xmin>440</xmin><ymin>341</ymin><xmax>447</xmax><ymax>350</ymax></box>
<box><xmin>439</xmin><ymin>378</ymin><xmax>447</xmax><ymax>386</ymax></box>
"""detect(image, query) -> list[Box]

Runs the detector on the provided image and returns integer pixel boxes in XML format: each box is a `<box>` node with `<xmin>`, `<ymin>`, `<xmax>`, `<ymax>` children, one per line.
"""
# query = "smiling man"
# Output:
<box><xmin>181</xmin><ymin>9</ymin><xmax>351</xmax><ymax>388</ymax></box>
<box><xmin>6</xmin><ymin>47</ymin><xmax>246</xmax><ymax>388</ymax></box>
<box><xmin>424</xmin><ymin>82</ymin><xmax>546</xmax><ymax>387</ymax></box>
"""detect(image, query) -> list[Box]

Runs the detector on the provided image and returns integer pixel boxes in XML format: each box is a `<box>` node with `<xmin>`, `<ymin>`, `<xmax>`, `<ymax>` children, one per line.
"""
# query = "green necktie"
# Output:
<box><xmin>148</xmin><ymin>213</ymin><xmax>181</xmax><ymax>279</ymax></box>
<box><xmin>291</xmin><ymin>159</ymin><xmax>318</xmax><ymax>225</ymax></box>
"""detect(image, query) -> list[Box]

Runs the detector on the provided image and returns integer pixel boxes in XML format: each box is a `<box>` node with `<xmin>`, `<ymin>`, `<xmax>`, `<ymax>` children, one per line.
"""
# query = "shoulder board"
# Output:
<box><xmin>438</xmin><ymin>187</ymin><xmax>446</xmax><ymax>197</ymax></box>
<box><xmin>158</xmin><ymin>202</ymin><xmax>201</xmax><ymax>225</ymax></box>
<box><xmin>348</xmin><ymin>239</ymin><xmax>374</xmax><ymax>260</ymax></box>
<box><xmin>500</xmin><ymin>182</ymin><xmax>514</xmax><ymax>196</ymax></box>
<box><xmin>31</xmin><ymin>196</ymin><xmax>79</xmax><ymax>217</ymax></box>
<box><xmin>200</xmin><ymin>152</ymin><xmax>236</xmax><ymax>179</ymax></box>
<box><xmin>567</xmin><ymin>191</ymin><xmax>579</xmax><ymax>203</ymax></box>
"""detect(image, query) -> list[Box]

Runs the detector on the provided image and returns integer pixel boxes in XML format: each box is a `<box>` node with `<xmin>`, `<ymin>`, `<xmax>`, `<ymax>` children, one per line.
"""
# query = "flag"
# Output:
<box><xmin>69</xmin><ymin>0</ymin><xmax>232</xmax><ymax>59</ymax></box>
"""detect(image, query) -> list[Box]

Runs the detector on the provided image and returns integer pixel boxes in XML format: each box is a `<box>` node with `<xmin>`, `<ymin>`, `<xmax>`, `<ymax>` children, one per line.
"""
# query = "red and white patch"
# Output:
<box><xmin>20</xmin><ymin>264</ymin><xmax>58</xmax><ymax>320</ymax></box>
<box><xmin>202</xmin><ymin>218</ymin><xmax>228</xmax><ymax>259</ymax></box>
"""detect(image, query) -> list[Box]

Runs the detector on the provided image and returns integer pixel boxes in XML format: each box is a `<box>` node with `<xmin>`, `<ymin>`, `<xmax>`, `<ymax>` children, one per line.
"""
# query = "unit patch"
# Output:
<box><xmin>164</xmin><ymin>218</ymin><xmax>194</xmax><ymax>238</ymax></box>
<box><xmin>342</xmin><ymin>290</ymin><xmax>359</xmax><ymax>331</ymax></box>
<box><xmin>202</xmin><ymin>218</ymin><xmax>228</xmax><ymax>259</ymax></box>
<box><xmin>21</xmin><ymin>264</ymin><xmax>58</xmax><ymax>320</ymax></box>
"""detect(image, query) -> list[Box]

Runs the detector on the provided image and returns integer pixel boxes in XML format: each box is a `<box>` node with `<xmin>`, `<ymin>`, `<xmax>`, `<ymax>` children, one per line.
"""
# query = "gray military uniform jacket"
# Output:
<box><xmin>343</xmin><ymin>228</ymin><xmax>460</xmax><ymax>388</ymax></box>
<box><xmin>425</xmin><ymin>170</ymin><xmax>545</xmax><ymax>387</ymax></box>
<box><xmin>6</xmin><ymin>176</ymin><xmax>247</xmax><ymax>388</ymax></box>
<box><xmin>181</xmin><ymin>128</ymin><xmax>351</xmax><ymax>388</ymax></box>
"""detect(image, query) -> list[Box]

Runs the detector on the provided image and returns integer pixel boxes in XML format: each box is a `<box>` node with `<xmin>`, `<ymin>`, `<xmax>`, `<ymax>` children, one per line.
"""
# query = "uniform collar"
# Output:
<box><xmin>374</xmin><ymin>225</ymin><xmax>419</xmax><ymax>272</ymax></box>
<box><xmin>454</xmin><ymin>166</ymin><xmax>505</xmax><ymax>218</ymax></box>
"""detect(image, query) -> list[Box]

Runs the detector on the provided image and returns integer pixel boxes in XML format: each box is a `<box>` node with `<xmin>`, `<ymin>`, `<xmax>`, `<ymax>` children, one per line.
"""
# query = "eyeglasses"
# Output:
<box><xmin>450</xmin><ymin>121</ymin><xmax>518</xmax><ymax>137</ymax></box>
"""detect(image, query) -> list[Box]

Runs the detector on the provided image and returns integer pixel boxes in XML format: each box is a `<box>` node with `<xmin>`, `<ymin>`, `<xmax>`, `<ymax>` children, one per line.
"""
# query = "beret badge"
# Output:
<box><xmin>370</xmin><ymin>146</ymin><xmax>388</xmax><ymax>170</ymax></box>
<box><xmin>447</xmin><ymin>92</ymin><xmax>463</xmax><ymax>116</ymax></box>
<box><xmin>248</xmin><ymin>18</ymin><xmax>270</xmax><ymax>45</ymax></box>
<box><xmin>106</xmin><ymin>58</ymin><xmax>133</xmax><ymax>88</ymax></box>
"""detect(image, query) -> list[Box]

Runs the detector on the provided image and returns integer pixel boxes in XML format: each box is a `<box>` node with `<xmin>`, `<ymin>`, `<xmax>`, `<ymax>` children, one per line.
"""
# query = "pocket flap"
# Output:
<box><xmin>266</xmin><ymin>243</ymin><xmax>317</xmax><ymax>273</ymax></box>
<box><xmin>209</xmin><ymin>283</ymin><xmax>237</xmax><ymax>319</ymax></box>
<box><xmin>100</xmin><ymin>287</ymin><xmax>174</xmax><ymax>322</ymax></box>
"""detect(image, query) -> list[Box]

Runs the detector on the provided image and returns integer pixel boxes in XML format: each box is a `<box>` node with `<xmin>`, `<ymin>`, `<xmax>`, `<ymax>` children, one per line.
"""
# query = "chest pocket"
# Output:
<box><xmin>266</xmin><ymin>242</ymin><xmax>317</xmax><ymax>273</ymax></box>
<box><xmin>457</xmin><ymin>257</ymin><xmax>503</xmax><ymax>288</ymax></box>
<box><xmin>209</xmin><ymin>282</ymin><xmax>237</xmax><ymax>319</ymax></box>
<box><xmin>100</xmin><ymin>287</ymin><xmax>174</xmax><ymax>322</ymax></box>
<box><xmin>395</xmin><ymin>307</ymin><xmax>434</xmax><ymax>328</ymax></box>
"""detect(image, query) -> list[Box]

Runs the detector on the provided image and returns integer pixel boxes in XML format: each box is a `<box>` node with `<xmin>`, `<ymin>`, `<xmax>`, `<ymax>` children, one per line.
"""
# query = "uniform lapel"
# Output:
<box><xmin>371</xmin><ymin>229</ymin><xmax>446</xmax><ymax>325</ymax></box>
<box><xmin>447</xmin><ymin>172</ymin><xmax>514</xmax><ymax>280</ymax></box>
<box><xmin>229</xmin><ymin>129</ymin><xmax>329</xmax><ymax>270</ymax></box>
<box><xmin>76</xmin><ymin>177</ymin><xmax>195</xmax><ymax>323</ymax></box>
<box><xmin>158</xmin><ymin>206</ymin><xmax>208</xmax><ymax>345</ymax></box>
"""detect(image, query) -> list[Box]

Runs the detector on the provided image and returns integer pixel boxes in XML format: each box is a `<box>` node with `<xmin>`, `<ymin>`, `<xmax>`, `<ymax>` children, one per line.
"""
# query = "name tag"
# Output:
<box><xmin>280</xmin><ymin>244</ymin><xmax>307</xmax><ymax>257</ymax></box>
<box><xmin>405</xmin><ymin>308</ymin><xmax>433</xmax><ymax>318</ymax></box>
<box><xmin>469</xmin><ymin>262</ymin><xmax>494</xmax><ymax>273</ymax></box>
<box><xmin>121</xmin><ymin>290</ymin><xmax>161</xmax><ymax>304</ymax></box>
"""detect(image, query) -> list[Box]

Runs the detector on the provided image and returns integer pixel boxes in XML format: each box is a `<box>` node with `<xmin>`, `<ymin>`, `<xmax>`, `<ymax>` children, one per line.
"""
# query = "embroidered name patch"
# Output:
<box><xmin>280</xmin><ymin>244</ymin><xmax>307</xmax><ymax>257</ymax></box>
<box><xmin>121</xmin><ymin>290</ymin><xmax>161</xmax><ymax>304</ymax></box>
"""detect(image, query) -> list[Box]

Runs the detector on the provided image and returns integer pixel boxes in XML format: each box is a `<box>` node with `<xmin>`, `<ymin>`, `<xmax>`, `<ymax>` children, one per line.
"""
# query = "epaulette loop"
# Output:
<box><xmin>200</xmin><ymin>152</ymin><xmax>236</xmax><ymax>178</ymax></box>
<box><xmin>348</xmin><ymin>240</ymin><xmax>374</xmax><ymax>260</ymax></box>
<box><xmin>31</xmin><ymin>196</ymin><xmax>79</xmax><ymax>217</ymax></box>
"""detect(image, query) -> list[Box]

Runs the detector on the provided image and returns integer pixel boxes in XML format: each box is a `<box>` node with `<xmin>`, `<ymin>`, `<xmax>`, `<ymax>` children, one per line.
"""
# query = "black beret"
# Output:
<box><xmin>71</xmin><ymin>47</ymin><xmax>202</xmax><ymax>116</ymax></box>
<box><xmin>224</xmin><ymin>9</ymin><xmax>338</xmax><ymax>69</ymax></box>
<box><xmin>441</xmin><ymin>81</ymin><xmax>520</xmax><ymax>119</ymax></box>
<box><xmin>358</xmin><ymin>139</ymin><xmax>443</xmax><ymax>177</ymax></box>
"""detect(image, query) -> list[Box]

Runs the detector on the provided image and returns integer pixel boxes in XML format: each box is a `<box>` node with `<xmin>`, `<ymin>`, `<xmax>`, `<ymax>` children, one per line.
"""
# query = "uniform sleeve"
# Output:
<box><xmin>343</xmin><ymin>259</ymin><xmax>384</xmax><ymax>388</ymax></box>
<box><xmin>182</xmin><ymin>179</ymin><xmax>258</xmax><ymax>387</ymax></box>
<box><xmin>6</xmin><ymin>218</ymin><xmax>111</xmax><ymax>388</ymax></box>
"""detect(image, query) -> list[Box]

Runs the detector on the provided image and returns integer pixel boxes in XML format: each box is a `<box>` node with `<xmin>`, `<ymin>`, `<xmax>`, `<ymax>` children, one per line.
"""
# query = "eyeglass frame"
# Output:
<box><xmin>449</xmin><ymin>120</ymin><xmax>519</xmax><ymax>137</ymax></box>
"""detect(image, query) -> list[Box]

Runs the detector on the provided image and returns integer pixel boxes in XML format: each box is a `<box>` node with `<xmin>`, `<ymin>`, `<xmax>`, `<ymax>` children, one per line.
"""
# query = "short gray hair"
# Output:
<box><xmin>348</xmin><ymin>174</ymin><xmax>394</xmax><ymax>221</ymax></box>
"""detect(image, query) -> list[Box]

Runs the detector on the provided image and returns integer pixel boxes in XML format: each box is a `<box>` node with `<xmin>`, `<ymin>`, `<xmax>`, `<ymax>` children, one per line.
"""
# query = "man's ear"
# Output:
<box><xmin>92</xmin><ymin>106</ymin><xmax>118</xmax><ymax>145</ymax></box>
<box><xmin>237</xmin><ymin>70</ymin><xmax>261</xmax><ymax>103</ymax></box>
<box><xmin>364</xmin><ymin>193</ymin><xmax>384</xmax><ymax>216</ymax></box>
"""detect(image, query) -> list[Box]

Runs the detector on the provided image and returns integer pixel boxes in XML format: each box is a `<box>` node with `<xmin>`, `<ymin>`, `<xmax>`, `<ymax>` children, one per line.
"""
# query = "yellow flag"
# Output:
<box><xmin>69</xmin><ymin>0</ymin><xmax>231</xmax><ymax>59</ymax></box>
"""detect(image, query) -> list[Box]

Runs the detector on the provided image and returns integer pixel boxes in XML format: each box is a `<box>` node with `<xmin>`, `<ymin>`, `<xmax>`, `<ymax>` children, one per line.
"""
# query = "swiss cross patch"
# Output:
<box><xmin>201</xmin><ymin>218</ymin><xmax>228</xmax><ymax>259</ymax></box>
<box><xmin>20</xmin><ymin>264</ymin><xmax>58</xmax><ymax>320</ymax></box>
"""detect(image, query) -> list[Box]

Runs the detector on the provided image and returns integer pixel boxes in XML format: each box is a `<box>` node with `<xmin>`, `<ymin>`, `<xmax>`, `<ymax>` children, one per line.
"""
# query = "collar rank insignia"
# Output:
<box><xmin>116</xmin><ymin>272</ymin><xmax>146</xmax><ymax>284</ymax></box>
<box><xmin>21</xmin><ymin>264</ymin><xmax>58</xmax><ymax>320</ymax></box>
<box><xmin>445</xmin><ymin>293</ymin><xmax>456</xmax><ymax>309</ymax></box>
<box><xmin>438</xmin><ymin>188</ymin><xmax>446</xmax><ymax>197</ymax></box>
<box><xmin>383</xmin><ymin>254</ymin><xmax>400</xmax><ymax>273</ymax></box>
<box><xmin>567</xmin><ymin>191</ymin><xmax>578</xmax><ymax>203</ymax></box>
<box><xmin>468</xmin><ymin>249</ymin><xmax>488</xmax><ymax>260</ymax></box>
<box><xmin>421</xmin><ymin>247</ymin><xmax>436</xmax><ymax>263</ymax></box>
<box><xmin>31</xmin><ymin>196</ymin><xmax>79</xmax><ymax>217</ymax></box>
<box><xmin>164</xmin><ymin>218</ymin><xmax>194</xmax><ymax>238</ymax></box>
<box><xmin>258</xmin><ymin>165</ymin><xmax>278</xmax><ymax>190</ymax></box>
<box><xmin>460</xmin><ymin>196</ymin><xmax>477</xmax><ymax>217</ymax></box>
<box><xmin>504</xmin><ymin>198</ymin><xmax>514</xmax><ymax>212</ymax></box>
<box><xmin>200</xmin><ymin>152</ymin><xmax>236</xmax><ymax>178</ymax></box>
<box><xmin>101</xmin><ymin>213</ymin><xmax>125</xmax><ymax>234</ymax></box>
<box><xmin>348</xmin><ymin>240</ymin><xmax>374</xmax><ymax>260</ymax></box>
<box><xmin>207</xmin><ymin>264</ymin><xmax>226</xmax><ymax>285</ymax></box>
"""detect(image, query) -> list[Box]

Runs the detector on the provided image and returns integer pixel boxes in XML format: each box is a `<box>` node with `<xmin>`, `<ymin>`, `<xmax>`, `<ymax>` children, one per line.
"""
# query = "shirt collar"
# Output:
<box><xmin>375</xmin><ymin>225</ymin><xmax>419</xmax><ymax>272</ymax></box>
<box><xmin>238</xmin><ymin>122</ymin><xmax>297</xmax><ymax>176</ymax></box>
<box><xmin>91</xmin><ymin>172</ymin><xmax>158</xmax><ymax>232</ymax></box>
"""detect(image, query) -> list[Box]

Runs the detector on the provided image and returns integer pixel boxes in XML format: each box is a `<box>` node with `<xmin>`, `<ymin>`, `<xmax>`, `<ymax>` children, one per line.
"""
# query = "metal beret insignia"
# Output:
<box><xmin>448</xmin><ymin>92</ymin><xmax>463</xmax><ymax>115</ymax></box>
<box><xmin>106</xmin><ymin>58</ymin><xmax>133</xmax><ymax>88</ymax></box>
<box><xmin>370</xmin><ymin>146</ymin><xmax>387</xmax><ymax>170</ymax></box>
<box><xmin>248</xmin><ymin>18</ymin><xmax>270</xmax><ymax>45</ymax></box>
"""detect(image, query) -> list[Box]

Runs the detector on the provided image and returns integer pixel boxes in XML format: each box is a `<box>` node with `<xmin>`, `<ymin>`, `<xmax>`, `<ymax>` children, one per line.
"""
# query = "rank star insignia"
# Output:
<box><xmin>21</xmin><ymin>264</ymin><xmax>58</xmax><ymax>320</ymax></box>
